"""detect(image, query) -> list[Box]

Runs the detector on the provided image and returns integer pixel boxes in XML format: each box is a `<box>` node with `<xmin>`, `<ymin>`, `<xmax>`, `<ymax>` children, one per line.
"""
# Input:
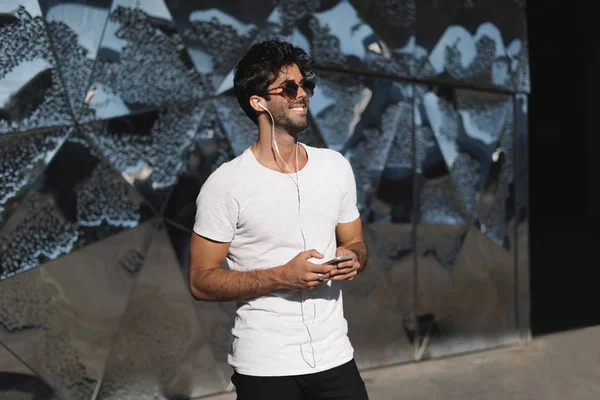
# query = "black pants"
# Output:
<box><xmin>231</xmin><ymin>359</ymin><xmax>369</xmax><ymax>400</ymax></box>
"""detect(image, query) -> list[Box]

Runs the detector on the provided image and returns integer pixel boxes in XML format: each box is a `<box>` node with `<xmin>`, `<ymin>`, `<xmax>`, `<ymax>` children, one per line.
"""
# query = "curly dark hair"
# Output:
<box><xmin>233</xmin><ymin>39</ymin><xmax>315</xmax><ymax>125</ymax></box>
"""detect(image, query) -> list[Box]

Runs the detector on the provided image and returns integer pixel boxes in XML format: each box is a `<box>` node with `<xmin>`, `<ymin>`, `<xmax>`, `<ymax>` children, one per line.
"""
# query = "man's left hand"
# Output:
<box><xmin>328</xmin><ymin>247</ymin><xmax>360</xmax><ymax>281</ymax></box>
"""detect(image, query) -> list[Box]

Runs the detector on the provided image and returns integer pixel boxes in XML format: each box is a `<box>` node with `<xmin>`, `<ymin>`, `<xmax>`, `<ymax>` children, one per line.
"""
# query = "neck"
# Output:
<box><xmin>255</xmin><ymin>117</ymin><xmax>303</xmax><ymax>172</ymax></box>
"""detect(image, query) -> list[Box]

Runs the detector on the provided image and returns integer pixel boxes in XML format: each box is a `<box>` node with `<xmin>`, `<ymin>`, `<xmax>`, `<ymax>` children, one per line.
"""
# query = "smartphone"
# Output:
<box><xmin>322</xmin><ymin>255</ymin><xmax>353</xmax><ymax>265</ymax></box>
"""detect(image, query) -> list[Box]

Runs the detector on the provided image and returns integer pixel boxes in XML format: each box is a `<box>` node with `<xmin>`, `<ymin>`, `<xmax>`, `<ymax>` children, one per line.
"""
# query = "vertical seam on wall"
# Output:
<box><xmin>411</xmin><ymin>83</ymin><xmax>420</xmax><ymax>361</ymax></box>
<box><xmin>512</xmin><ymin>94</ymin><xmax>521</xmax><ymax>340</ymax></box>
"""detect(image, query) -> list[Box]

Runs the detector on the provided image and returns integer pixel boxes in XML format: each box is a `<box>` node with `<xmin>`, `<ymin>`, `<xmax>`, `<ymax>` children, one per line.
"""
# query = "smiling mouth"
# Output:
<box><xmin>289</xmin><ymin>104</ymin><xmax>307</xmax><ymax>114</ymax></box>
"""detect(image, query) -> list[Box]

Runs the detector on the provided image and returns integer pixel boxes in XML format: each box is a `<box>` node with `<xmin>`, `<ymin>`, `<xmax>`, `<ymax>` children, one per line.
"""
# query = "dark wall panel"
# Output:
<box><xmin>344</xmin><ymin>224</ymin><xmax>415</xmax><ymax>369</ymax></box>
<box><xmin>95</xmin><ymin>224</ymin><xmax>228</xmax><ymax>399</ymax></box>
<box><xmin>0</xmin><ymin>344</ymin><xmax>57</xmax><ymax>400</ymax></box>
<box><xmin>415</xmin><ymin>224</ymin><xmax>517</xmax><ymax>359</ymax></box>
<box><xmin>0</xmin><ymin>221</ymin><xmax>154</xmax><ymax>400</ymax></box>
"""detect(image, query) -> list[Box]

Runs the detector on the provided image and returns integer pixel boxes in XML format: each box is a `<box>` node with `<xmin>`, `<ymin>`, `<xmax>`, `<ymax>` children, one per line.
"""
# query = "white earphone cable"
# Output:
<box><xmin>263</xmin><ymin>105</ymin><xmax>319</xmax><ymax>369</ymax></box>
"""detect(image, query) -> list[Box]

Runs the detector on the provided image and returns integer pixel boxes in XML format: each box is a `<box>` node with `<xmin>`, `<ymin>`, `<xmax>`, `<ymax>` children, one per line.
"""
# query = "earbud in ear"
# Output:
<box><xmin>257</xmin><ymin>102</ymin><xmax>267</xmax><ymax>111</ymax></box>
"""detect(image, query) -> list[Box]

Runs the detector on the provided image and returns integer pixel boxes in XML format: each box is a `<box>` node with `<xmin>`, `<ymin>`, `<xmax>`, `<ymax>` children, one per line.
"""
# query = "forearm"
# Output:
<box><xmin>343</xmin><ymin>241</ymin><xmax>368</xmax><ymax>272</ymax></box>
<box><xmin>190</xmin><ymin>266</ymin><xmax>285</xmax><ymax>302</ymax></box>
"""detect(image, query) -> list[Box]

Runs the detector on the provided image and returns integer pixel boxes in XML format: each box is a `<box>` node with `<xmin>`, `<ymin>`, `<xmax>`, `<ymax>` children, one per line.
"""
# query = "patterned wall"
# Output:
<box><xmin>0</xmin><ymin>0</ymin><xmax>530</xmax><ymax>398</ymax></box>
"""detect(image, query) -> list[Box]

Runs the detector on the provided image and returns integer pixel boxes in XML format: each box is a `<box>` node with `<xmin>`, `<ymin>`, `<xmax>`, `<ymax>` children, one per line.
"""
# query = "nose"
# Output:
<box><xmin>297</xmin><ymin>85</ymin><xmax>309</xmax><ymax>99</ymax></box>
<box><xmin>296</xmin><ymin>86</ymin><xmax>310</xmax><ymax>104</ymax></box>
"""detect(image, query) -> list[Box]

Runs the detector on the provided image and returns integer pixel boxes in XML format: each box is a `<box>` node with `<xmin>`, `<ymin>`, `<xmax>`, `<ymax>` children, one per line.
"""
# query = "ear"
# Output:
<box><xmin>249</xmin><ymin>95</ymin><xmax>266</xmax><ymax>113</ymax></box>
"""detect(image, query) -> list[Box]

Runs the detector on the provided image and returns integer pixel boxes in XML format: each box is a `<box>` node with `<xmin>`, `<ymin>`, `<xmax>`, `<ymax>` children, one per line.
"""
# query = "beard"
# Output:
<box><xmin>269</xmin><ymin>101</ymin><xmax>308</xmax><ymax>134</ymax></box>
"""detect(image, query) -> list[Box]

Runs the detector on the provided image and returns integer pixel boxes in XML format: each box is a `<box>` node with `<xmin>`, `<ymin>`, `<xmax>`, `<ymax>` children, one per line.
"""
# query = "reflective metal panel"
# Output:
<box><xmin>0</xmin><ymin>132</ymin><xmax>154</xmax><ymax>280</ymax></box>
<box><xmin>96</xmin><ymin>224</ymin><xmax>229</xmax><ymax>400</ymax></box>
<box><xmin>165</xmin><ymin>0</ymin><xmax>273</xmax><ymax>91</ymax></box>
<box><xmin>310</xmin><ymin>72</ymin><xmax>369</xmax><ymax>152</ymax></box>
<box><xmin>415</xmin><ymin>86</ymin><xmax>513</xmax><ymax>225</ymax></box>
<box><xmin>423</xmin><ymin>88</ymin><xmax>479</xmax><ymax>219</ymax></box>
<box><xmin>265</xmin><ymin>0</ymin><xmax>318</xmax><ymax>41</ymax></box>
<box><xmin>344</xmin><ymin>80</ymin><xmax>413</xmax><ymax>214</ymax></box>
<box><xmin>374</xmin><ymin>83</ymin><xmax>413</xmax><ymax>223</ymax></box>
<box><xmin>212</xmin><ymin>96</ymin><xmax>258</xmax><ymax>156</ymax></box>
<box><xmin>491</xmin><ymin>0</ymin><xmax>530</xmax><ymax>92</ymax></box>
<box><xmin>82</xmin><ymin>103</ymin><xmax>207</xmax><ymax>211</ymax></box>
<box><xmin>416</xmin><ymin>224</ymin><xmax>517</xmax><ymax>359</ymax></box>
<box><xmin>40</xmin><ymin>0</ymin><xmax>113</xmax><ymax>117</ymax></box>
<box><xmin>163</xmin><ymin>103</ymin><xmax>236</xmax><ymax>231</ymax></box>
<box><xmin>0</xmin><ymin>1</ymin><xmax>72</xmax><ymax>135</ymax></box>
<box><xmin>475</xmin><ymin>94</ymin><xmax>515</xmax><ymax>249</ymax></box>
<box><xmin>80</xmin><ymin>0</ymin><xmax>208</xmax><ymax>122</ymax></box>
<box><xmin>0</xmin><ymin>344</ymin><xmax>34</xmax><ymax>381</ymax></box>
<box><xmin>235</xmin><ymin>0</ymin><xmax>417</xmax><ymax>81</ymax></box>
<box><xmin>416</xmin><ymin>0</ymin><xmax>514</xmax><ymax>90</ymax></box>
<box><xmin>311</xmin><ymin>73</ymin><xmax>413</xmax><ymax>214</ymax></box>
<box><xmin>416</xmin><ymin>171</ymin><xmax>469</xmax><ymax>225</ymax></box>
<box><xmin>309</xmin><ymin>0</ymin><xmax>411</xmax><ymax>77</ymax></box>
<box><xmin>164</xmin><ymin>222</ymin><xmax>232</xmax><ymax>386</ymax></box>
<box><xmin>0</xmin><ymin>221</ymin><xmax>154</xmax><ymax>400</ymax></box>
<box><xmin>187</xmin><ymin>300</ymin><xmax>236</xmax><ymax>397</ymax></box>
<box><xmin>417</xmin><ymin>224</ymin><xmax>468</xmax><ymax>274</ymax></box>
<box><xmin>163</xmin><ymin>223</ymin><xmax>258</xmax><ymax>396</ymax></box>
<box><xmin>165</xmin><ymin>220</ymin><xmax>191</xmax><ymax>271</ymax></box>
<box><xmin>0</xmin><ymin>128</ymin><xmax>71</xmax><ymax>229</ymax></box>
<box><xmin>0</xmin><ymin>343</ymin><xmax>57</xmax><ymax>400</ymax></box>
<box><xmin>515</xmin><ymin>93</ymin><xmax>529</xmax><ymax>338</ymax></box>
<box><xmin>415</xmin><ymin>87</ymin><xmax>468</xmax><ymax>224</ymax></box>
<box><xmin>349</xmin><ymin>0</ymin><xmax>418</xmax><ymax>75</ymax></box>
<box><xmin>259</xmin><ymin>1</ymin><xmax>314</xmax><ymax>49</ymax></box>
<box><xmin>344</xmin><ymin>223</ymin><xmax>415</xmax><ymax>368</ymax></box>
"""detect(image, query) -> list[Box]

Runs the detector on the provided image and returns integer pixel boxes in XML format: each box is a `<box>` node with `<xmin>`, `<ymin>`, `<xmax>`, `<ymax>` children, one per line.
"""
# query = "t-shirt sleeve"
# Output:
<box><xmin>338</xmin><ymin>156</ymin><xmax>360</xmax><ymax>224</ymax></box>
<box><xmin>193</xmin><ymin>172</ymin><xmax>238</xmax><ymax>242</ymax></box>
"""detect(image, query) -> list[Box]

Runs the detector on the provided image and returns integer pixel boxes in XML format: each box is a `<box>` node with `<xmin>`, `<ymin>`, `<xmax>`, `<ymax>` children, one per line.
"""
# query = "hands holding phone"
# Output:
<box><xmin>327</xmin><ymin>247</ymin><xmax>360</xmax><ymax>281</ymax></box>
<box><xmin>279</xmin><ymin>247</ymin><xmax>360</xmax><ymax>291</ymax></box>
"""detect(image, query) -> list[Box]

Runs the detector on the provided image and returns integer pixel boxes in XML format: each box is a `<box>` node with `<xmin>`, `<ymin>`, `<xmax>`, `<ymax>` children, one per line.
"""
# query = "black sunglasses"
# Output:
<box><xmin>264</xmin><ymin>80</ymin><xmax>316</xmax><ymax>101</ymax></box>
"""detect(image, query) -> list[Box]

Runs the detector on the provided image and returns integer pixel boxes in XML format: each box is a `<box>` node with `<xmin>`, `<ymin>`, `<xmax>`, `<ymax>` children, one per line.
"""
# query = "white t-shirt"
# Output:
<box><xmin>193</xmin><ymin>143</ymin><xmax>360</xmax><ymax>376</ymax></box>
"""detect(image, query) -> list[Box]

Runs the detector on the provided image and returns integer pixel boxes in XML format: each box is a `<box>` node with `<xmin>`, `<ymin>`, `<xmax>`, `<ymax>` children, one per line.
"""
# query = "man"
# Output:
<box><xmin>189</xmin><ymin>39</ymin><xmax>369</xmax><ymax>400</ymax></box>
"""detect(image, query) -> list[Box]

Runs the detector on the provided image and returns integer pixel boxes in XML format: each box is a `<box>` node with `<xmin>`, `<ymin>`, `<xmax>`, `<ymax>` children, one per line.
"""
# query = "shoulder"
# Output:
<box><xmin>211</xmin><ymin>154</ymin><xmax>244</xmax><ymax>179</ymax></box>
<box><xmin>200</xmin><ymin>152</ymin><xmax>246</xmax><ymax>197</ymax></box>
<box><xmin>306</xmin><ymin>146</ymin><xmax>351</xmax><ymax>169</ymax></box>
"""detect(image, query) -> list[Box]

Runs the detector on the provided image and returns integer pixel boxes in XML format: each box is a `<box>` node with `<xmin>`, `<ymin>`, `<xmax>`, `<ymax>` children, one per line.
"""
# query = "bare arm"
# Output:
<box><xmin>188</xmin><ymin>233</ymin><xmax>335</xmax><ymax>302</ymax></box>
<box><xmin>329</xmin><ymin>217</ymin><xmax>368</xmax><ymax>280</ymax></box>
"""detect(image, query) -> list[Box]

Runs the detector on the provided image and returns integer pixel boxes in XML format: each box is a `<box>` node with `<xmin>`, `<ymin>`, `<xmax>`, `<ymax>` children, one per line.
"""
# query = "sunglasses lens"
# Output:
<box><xmin>278</xmin><ymin>81</ymin><xmax>316</xmax><ymax>100</ymax></box>
<box><xmin>282</xmin><ymin>83</ymin><xmax>299</xmax><ymax>100</ymax></box>
<box><xmin>302</xmin><ymin>81</ymin><xmax>315</xmax><ymax>97</ymax></box>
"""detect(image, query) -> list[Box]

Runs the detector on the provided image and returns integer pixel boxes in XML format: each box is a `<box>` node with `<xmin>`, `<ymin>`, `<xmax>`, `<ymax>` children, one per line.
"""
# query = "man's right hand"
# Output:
<box><xmin>278</xmin><ymin>249</ymin><xmax>336</xmax><ymax>290</ymax></box>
